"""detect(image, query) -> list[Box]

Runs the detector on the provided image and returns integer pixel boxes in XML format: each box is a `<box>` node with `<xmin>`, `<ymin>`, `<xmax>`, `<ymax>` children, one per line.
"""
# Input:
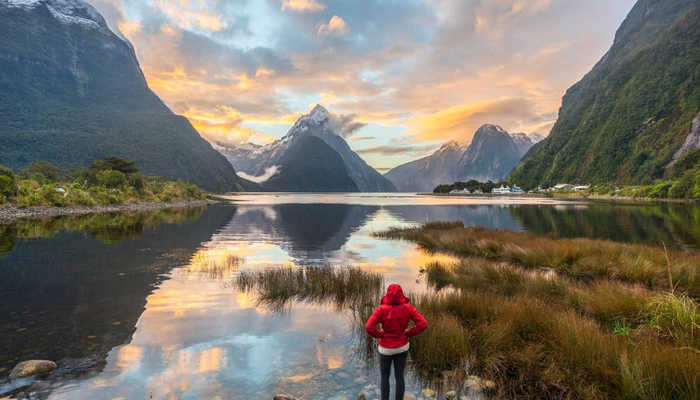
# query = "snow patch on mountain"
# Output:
<box><xmin>237</xmin><ymin>166</ymin><xmax>280</xmax><ymax>183</ymax></box>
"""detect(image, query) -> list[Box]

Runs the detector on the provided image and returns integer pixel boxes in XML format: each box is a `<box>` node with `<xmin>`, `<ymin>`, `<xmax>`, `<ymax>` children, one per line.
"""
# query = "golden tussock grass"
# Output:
<box><xmin>377</xmin><ymin>222</ymin><xmax>700</xmax><ymax>296</ymax></box>
<box><xmin>376</xmin><ymin>222</ymin><xmax>700</xmax><ymax>399</ymax></box>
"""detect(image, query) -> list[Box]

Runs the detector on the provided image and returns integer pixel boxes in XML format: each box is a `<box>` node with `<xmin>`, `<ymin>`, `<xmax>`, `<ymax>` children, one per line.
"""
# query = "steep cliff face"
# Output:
<box><xmin>456</xmin><ymin>125</ymin><xmax>525</xmax><ymax>182</ymax></box>
<box><xmin>0</xmin><ymin>0</ymin><xmax>243</xmax><ymax>192</ymax></box>
<box><xmin>511</xmin><ymin>0</ymin><xmax>700</xmax><ymax>188</ymax></box>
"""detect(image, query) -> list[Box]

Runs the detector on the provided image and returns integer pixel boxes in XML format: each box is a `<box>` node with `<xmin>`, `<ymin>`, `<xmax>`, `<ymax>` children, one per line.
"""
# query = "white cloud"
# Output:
<box><xmin>317</xmin><ymin>15</ymin><xmax>349</xmax><ymax>37</ymax></box>
<box><xmin>281</xmin><ymin>0</ymin><xmax>325</xmax><ymax>12</ymax></box>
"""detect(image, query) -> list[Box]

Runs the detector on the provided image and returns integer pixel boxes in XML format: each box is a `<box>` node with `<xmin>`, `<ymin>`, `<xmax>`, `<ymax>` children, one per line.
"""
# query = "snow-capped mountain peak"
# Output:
<box><xmin>284</xmin><ymin>104</ymin><xmax>332</xmax><ymax>140</ymax></box>
<box><xmin>309</xmin><ymin>104</ymin><xmax>330</xmax><ymax>123</ymax></box>
<box><xmin>218</xmin><ymin>104</ymin><xmax>396</xmax><ymax>192</ymax></box>
<box><xmin>436</xmin><ymin>140</ymin><xmax>465</xmax><ymax>153</ymax></box>
<box><xmin>476</xmin><ymin>124</ymin><xmax>507</xmax><ymax>136</ymax></box>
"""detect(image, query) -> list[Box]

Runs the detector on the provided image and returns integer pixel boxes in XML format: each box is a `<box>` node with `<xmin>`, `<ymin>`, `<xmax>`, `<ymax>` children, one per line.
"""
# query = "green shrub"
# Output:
<box><xmin>646</xmin><ymin>181</ymin><xmax>673</xmax><ymax>198</ymax></box>
<box><xmin>65</xmin><ymin>188</ymin><xmax>96</xmax><ymax>206</ymax></box>
<box><xmin>669</xmin><ymin>171</ymin><xmax>695</xmax><ymax>198</ymax></box>
<box><xmin>66</xmin><ymin>167</ymin><xmax>97</xmax><ymax>187</ymax></box>
<box><xmin>89</xmin><ymin>186</ymin><xmax>124</xmax><ymax>205</ymax></box>
<box><xmin>184</xmin><ymin>184</ymin><xmax>203</xmax><ymax>200</ymax></box>
<box><xmin>38</xmin><ymin>185</ymin><xmax>66</xmax><ymax>206</ymax></box>
<box><xmin>671</xmin><ymin>149</ymin><xmax>700</xmax><ymax>179</ymax></box>
<box><xmin>127</xmin><ymin>173</ymin><xmax>146</xmax><ymax>191</ymax></box>
<box><xmin>0</xmin><ymin>165</ymin><xmax>16</xmax><ymax>199</ymax></box>
<box><xmin>95</xmin><ymin>170</ymin><xmax>127</xmax><ymax>189</ymax></box>
<box><xmin>22</xmin><ymin>160</ymin><xmax>60</xmax><ymax>182</ymax></box>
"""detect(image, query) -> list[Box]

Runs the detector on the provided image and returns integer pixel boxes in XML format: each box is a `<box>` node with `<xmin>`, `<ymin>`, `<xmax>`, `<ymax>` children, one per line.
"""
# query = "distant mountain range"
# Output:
<box><xmin>0</xmin><ymin>0</ymin><xmax>243</xmax><ymax>192</ymax></box>
<box><xmin>218</xmin><ymin>105</ymin><xmax>396</xmax><ymax>192</ymax></box>
<box><xmin>510</xmin><ymin>0</ymin><xmax>700</xmax><ymax>188</ymax></box>
<box><xmin>385</xmin><ymin>124</ymin><xmax>543</xmax><ymax>192</ymax></box>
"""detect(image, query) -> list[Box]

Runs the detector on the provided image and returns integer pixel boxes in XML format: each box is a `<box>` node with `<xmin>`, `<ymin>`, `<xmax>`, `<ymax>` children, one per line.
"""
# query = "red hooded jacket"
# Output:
<box><xmin>365</xmin><ymin>284</ymin><xmax>428</xmax><ymax>348</ymax></box>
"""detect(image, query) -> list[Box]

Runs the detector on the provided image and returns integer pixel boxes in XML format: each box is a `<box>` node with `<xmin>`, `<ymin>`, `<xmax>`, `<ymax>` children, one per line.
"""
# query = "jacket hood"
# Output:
<box><xmin>381</xmin><ymin>284</ymin><xmax>409</xmax><ymax>305</ymax></box>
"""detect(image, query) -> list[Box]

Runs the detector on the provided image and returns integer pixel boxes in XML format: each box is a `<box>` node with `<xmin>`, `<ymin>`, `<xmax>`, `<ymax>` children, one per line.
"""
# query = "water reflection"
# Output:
<box><xmin>509</xmin><ymin>202</ymin><xmax>700</xmax><ymax>249</ymax></box>
<box><xmin>0</xmin><ymin>205</ymin><xmax>234</xmax><ymax>381</ymax></box>
<box><xmin>221</xmin><ymin>204</ymin><xmax>380</xmax><ymax>263</ymax></box>
<box><xmin>2</xmin><ymin>195</ymin><xmax>700</xmax><ymax>399</ymax></box>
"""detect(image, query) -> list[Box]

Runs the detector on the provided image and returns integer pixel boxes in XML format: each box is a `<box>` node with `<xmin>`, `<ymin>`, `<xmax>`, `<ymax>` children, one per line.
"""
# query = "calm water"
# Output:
<box><xmin>1</xmin><ymin>194</ymin><xmax>699</xmax><ymax>399</ymax></box>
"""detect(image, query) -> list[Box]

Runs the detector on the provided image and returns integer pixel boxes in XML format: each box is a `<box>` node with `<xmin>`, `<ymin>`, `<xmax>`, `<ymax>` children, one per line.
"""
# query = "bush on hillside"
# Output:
<box><xmin>96</xmin><ymin>170</ymin><xmax>127</xmax><ymax>189</ymax></box>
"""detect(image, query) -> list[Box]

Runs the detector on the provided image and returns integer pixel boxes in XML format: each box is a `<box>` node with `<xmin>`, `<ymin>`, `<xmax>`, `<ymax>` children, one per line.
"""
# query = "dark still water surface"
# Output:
<box><xmin>1</xmin><ymin>194</ymin><xmax>699</xmax><ymax>399</ymax></box>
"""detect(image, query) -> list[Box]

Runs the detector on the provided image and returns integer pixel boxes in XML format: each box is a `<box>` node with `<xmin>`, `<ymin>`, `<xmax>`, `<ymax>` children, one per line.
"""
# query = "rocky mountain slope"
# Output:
<box><xmin>0</xmin><ymin>0</ymin><xmax>243</xmax><ymax>192</ymax></box>
<box><xmin>385</xmin><ymin>125</ymin><xmax>541</xmax><ymax>192</ymax></box>
<box><xmin>219</xmin><ymin>105</ymin><xmax>396</xmax><ymax>192</ymax></box>
<box><xmin>510</xmin><ymin>0</ymin><xmax>700</xmax><ymax>188</ymax></box>
<box><xmin>260</xmin><ymin>136</ymin><xmax>359</xmax><ymax>192</ymax></box>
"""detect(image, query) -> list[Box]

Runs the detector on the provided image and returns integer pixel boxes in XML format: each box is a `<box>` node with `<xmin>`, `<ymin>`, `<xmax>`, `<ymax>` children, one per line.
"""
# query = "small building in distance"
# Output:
<box><xmin>492</xmin><ymin>185</ymin><xmax>511</xmax><ymax>194</ymax></box>
<box><xmin>553</xmin><ymin>183</ymin><xmax>574</xmax><ymax>191</ymax></box>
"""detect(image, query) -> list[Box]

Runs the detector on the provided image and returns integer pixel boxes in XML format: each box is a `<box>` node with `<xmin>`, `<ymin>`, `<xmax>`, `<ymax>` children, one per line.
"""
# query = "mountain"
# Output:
<box><xmin>261</xmin><ymin>136</ymin><xmax>359</xmax><ymax>192</ymax></box>
<box><xmin>0</xmin><ymin>0</ymin><xmax>242</xmax><ymax>192</ymax></box>
<box><xmin>384</xmin><ymin>141</ymin><xmax>466</xmax><ymax>192</ymax></box>
<box><xmin>510</xmin><ymin>0</ymin><xmax>700</xmax><ymax>188</ymax></box>
<box><xmin>219</xmin><ymin>105</ymin><xmax>396</xmax><ymax>192</ymax></box>
<box><xmin>385</xmin><ymin>125</ymin><xmax>540</xmax><ymax>192</ymax></box>
<box><xmin>511</xmin><ymin>132</ymin><xmax>544</xmax><ymax>155</ymax></box>
<box><xmin>456</xmin><ymin>124</ymin><xmax>529</xmax><ymax>182</ymax></box>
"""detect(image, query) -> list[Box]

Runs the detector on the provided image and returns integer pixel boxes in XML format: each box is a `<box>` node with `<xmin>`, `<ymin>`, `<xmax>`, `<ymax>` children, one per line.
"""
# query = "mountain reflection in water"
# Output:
<box><xmin>1</xmin><ymin>194</ymin><xmax>699</xmax><ymax>399</ymax></box>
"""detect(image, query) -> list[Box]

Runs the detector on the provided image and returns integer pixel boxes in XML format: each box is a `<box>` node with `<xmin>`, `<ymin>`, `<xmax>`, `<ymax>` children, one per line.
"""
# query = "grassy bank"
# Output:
<box><xmin>0</xmin><ymin>158</ymin><xmax>206</xmax><ymax>208</ymax></box>
<box><xmin>377</xmin><ymin>222</ymin><xmax>700</xmax><ymax>297</ymax></box>
<box><xmin>377</xmin><ymin>222</ymin><xmax>700</xmax><ymax>399</ymax></box>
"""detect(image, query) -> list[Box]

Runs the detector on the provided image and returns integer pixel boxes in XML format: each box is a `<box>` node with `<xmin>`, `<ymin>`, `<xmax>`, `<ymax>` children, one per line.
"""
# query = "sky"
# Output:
<box><xmin>89</xmin><ymin>0</ymin><xmax>637</xmax><ymax>171</ymax></box>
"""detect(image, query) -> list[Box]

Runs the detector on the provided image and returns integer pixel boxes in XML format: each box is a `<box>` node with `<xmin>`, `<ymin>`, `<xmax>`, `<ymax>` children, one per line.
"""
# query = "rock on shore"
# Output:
<box><xmin>9</xmin><ymin>360</ymin><xmax>57</xmax><ymax>379</ymax></box>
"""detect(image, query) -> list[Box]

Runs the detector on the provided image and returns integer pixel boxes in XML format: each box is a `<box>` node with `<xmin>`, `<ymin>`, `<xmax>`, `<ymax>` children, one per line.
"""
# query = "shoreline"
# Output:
<box><xmin>0</xmin><ymin>199</ymin><xmax>219</xmax><ymax>224</ymax></box>
<box><xmin>424</xmin><ymin>192</ymin><xmax>696</xmax><ymax>203</ymax></box>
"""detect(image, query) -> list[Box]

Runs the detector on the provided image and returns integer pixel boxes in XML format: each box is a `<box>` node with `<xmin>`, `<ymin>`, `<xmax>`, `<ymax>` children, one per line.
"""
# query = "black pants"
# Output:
<box><xmin>379</xmin><ymin>351</ymin><xmax>407</xmax><ymax>400</ymax></box>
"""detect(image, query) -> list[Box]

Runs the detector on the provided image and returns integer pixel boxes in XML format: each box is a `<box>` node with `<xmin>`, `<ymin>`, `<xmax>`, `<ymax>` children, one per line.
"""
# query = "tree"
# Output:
<box><xmin>91</xmin><ymin>157</ymin><xmax>138</xmax><ymax>174</ymax></box>
<box><xmin>96</xmin><ymin>170</ymin><xmax>128</xmax><ymax>189</ymax></box>
<box><xmin>23</xmin><ymin>161</ymin><xmax>60</xmax><ymax>181</ymax></box>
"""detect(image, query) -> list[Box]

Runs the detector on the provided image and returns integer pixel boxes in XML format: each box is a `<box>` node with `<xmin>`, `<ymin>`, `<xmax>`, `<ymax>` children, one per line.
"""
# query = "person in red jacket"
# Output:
<box><xmin>365</xmin><ymin>284</ymin><xmax>427</xmax><ymax>400</ymax></box>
